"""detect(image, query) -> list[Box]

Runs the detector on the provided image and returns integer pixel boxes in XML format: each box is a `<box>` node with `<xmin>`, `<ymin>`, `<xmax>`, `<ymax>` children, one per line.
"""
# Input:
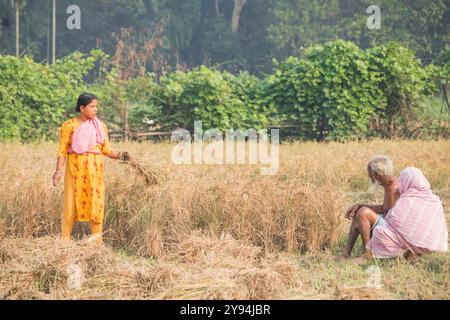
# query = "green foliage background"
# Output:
<box><xmin>1</xmin><ymin>0</ymin><xmax>448</xmax><ymax>74</ymax></box>
<box><xmin>1</xmin><ymin>39</ymin><xmax>448</xmax><ymax>141</ymax></box>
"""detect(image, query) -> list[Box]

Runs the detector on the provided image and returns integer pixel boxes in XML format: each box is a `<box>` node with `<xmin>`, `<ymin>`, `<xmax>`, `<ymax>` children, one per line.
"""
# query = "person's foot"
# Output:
<box><xmin>334</xmin><ymin>253</ymin><xmax>350</xmax><ymax>262</ymax></box>
<box><xmin>364</xmin><ymin>249</ymin><xmax>373</xmax><ymax>260</ymax></box>
<box><xmin>403</xmin><ymin>250</ymin><xmax>419</xmax><ymax>263</ymax></box>
<box><xmin>352</xmin><ymin>251</ymin><xmax>373</xmax><ymax>264</ymax></box>
<box><xmin>86</xmin><ymin>234</ymin><xmax>103</xmax><ymax>245</ymax></box>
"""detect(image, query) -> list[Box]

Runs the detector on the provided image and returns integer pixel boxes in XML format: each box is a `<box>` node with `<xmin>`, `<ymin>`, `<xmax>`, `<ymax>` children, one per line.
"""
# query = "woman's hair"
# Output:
<box><xmin>75</xmin><ymin>93</ymin><xmax>98</xmax><ymax>112</ymax></box>
<box><xmin>368</xmin><ymin>155</ymin><xmax>393</xmax><ymax>177</ymax></box>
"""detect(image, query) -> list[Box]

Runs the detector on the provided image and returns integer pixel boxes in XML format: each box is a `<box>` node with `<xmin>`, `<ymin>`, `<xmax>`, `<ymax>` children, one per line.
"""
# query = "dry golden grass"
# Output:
<box><xmin>0</xmin><ymin>140</ymin><xmax>353</xmax><ymax>256</ymax></box>
<box><xmin>0</xmin><ymin>139</ymin><xmax>449</xmax><ymax>299</ymax></box>
<box><xmin>0</xmin><ymin>233</ymin><xmax>299</xmax><ymax>300</ymax></box>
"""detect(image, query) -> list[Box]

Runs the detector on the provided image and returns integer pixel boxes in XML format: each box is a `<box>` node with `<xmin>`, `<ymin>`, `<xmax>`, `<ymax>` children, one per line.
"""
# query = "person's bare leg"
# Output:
<box><xmin>340</xmin><ymin>218</ymin><xmax>361</xmax><ymax>258</ymax></box>
<box><xmin>357</xmin><ymin>207</ymin><xmax>379</xmax><ymax>257</ymax></box>
<box><xmin>361</xmin><ymin>238</ymin><xmax>366</xmax><ymax>254</ymax></box>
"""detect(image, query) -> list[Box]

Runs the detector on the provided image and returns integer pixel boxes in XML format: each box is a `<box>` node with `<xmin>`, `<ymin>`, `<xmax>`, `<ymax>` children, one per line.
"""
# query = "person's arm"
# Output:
<box><xmin>100</xmin><ymin>125</ymin><xmax>129</xmax><ymax>161</ymax></box>
<box><xmin>53</xmin><ymin>156</ymin><xmax>65</xmax><ymax>186</ymax></box>
<box><xmin>382</xmin><ymin>181</ymin><xmax>400</xmax><ymax>216</ymax></box>
<box><xmin>55</xmin><ymin>156</ymin><xmax>65</xmax><ymax>172</ymax></box>
<box><xmin>382</xmin><ymin>176</ymin><xmax>400</xmax><ymax>213</ymax></box>
<box><xmin>359</xmin><ymin>204</ymin><xmax>385</xmax><ymax>214</ymax></box>
<box><xmin>347</xmin><ymin>184</ymin><xmax>399</xmax><ymax>218</ymax></box>
<box><xmin>106</xmin><ymin>150</ymin><xmax>121</xmax><ymax>160</ymax></box>
<box><xmin>383</xmin><ymin>188</ymin><xmax>398</xmax><ymax>212</ymax></box>
<box><xmin>53</xmin><ymin>124</ymin><xmax>69</xmax><ymax>186</ymax></box>
<box><xmin>345</xmin><ymin>203</ymin><xmax>384</xmax><ymax>219</ymax></box>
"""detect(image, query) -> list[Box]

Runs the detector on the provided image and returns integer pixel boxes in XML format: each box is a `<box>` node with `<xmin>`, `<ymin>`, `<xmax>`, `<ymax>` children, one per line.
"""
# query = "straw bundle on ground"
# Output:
<box><xmin>0</xmin><ymin>236</ymin><xmax>180</xmax><ymax>299</ymax></box>
<box><xmin>155</xmin><ymin>232</ymin><xmax>300</xmax><ymax>299</ymax></box>
<box><xmin>0</xmin><ymin>233</ymin><xmax>300</xmax><ymax>300</ymax></box>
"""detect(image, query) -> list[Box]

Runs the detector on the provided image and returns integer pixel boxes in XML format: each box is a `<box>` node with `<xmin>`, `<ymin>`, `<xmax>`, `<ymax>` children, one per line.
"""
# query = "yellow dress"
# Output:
<box><xmin>58</xmin><ymin>118</ymin><xmax>112</xmax><ymax>224</ymax></box>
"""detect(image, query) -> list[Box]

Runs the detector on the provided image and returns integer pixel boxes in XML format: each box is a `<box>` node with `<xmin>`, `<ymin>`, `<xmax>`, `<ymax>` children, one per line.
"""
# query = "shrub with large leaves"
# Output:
<box><xmin>148</xmin><ymin>66</ymin><xmax>272</xmax><ymax>131</ymax></box>
<box><xmin>224</xmin><ymin>71</ymin><xmax>274</xmax><ymax>130</ymax></box>
<box><xmin>267</xmin><ymin>40</ymin><xmax>385</xmax><ymax>140</ymax></box>
<box><xmin>0</xmin><ymin>51</ymin><xmax>100</xmax><ymax>141</ymax></box>
<box><xmin>367</xmin><ymin>43</ymin><xmax>435</xmax><ymax>138</ymax></box>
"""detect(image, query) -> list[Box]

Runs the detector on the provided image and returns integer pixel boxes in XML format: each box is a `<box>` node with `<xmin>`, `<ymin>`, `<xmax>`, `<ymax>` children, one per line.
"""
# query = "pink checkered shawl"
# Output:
<box><xmin>368</xmin><ymin>167</ymin><xmax>448</xmax><ymax>257</ymax></box>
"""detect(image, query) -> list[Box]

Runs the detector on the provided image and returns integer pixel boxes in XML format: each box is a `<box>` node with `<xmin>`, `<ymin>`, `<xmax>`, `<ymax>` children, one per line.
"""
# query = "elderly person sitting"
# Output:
<box><xmin>339</xmin><ymin>155</ymin><xmax>448</xmax><ymax>260</ymax></box>
<box><xmin>367</xmin><ymin>167</ymin><xmax>448</xmax><ymax>259</ymax></box>
<box><xmin>339</xmin><ymin>155</ymin><xmax>400</xmax><ymax>260</ymax></box>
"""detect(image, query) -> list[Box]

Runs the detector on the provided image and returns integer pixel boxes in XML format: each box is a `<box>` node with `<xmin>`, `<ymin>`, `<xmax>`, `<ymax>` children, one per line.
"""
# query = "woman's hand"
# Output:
<box><xmin>52</xmin><ymin>171</ymin><xmax>63</xmax><ymax>186</ymax></box>
<box><xmin>119</xmin><ymin>151</ymin><xmax>130</xmax><ymax>161</ymax></box>
<box><xmin>107</xmin><ymin>150</ymin><xmax>130</xmax><ymax>161</ymax></box>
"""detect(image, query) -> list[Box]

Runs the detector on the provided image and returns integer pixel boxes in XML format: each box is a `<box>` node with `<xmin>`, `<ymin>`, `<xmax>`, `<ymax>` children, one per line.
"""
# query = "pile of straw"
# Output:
<box><xmin>0</xmin><ymin>237</ymin><xmax>180</xmax><ymax>299</ymax></box>
<box><xmin>154</xmin><ymin>231</ymin><xmax>300</xmax><ymax>299</ymax></box>
<box><xmin>0</xmin><ymin>233</ymin><xmax>300</xmax><ymax>300</ymax></box>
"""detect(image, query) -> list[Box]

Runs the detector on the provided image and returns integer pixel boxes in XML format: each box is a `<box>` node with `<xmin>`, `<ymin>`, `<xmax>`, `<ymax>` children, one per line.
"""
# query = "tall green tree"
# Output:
<box><xmin>268</xmin><ymin>0</ymin><xmax>450</xmax><ymax>64</ymax></box>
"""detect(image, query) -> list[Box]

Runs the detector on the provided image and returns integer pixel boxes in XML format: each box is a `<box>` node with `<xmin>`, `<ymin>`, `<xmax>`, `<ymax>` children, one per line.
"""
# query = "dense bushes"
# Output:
<box><xmin>366</xmin><ymin>43</ymin><xmax>436</xmax><ymax>138</ymax></box>
<box><xmin>0</xmin><ymin>51</ymin><xmax>100</xmax><ymax>141</ymax></box>
<box><xmin>266</xmin><ymin>41</ymin><xmax>385</xmax><ymax>140</ymax></box>
<box><xmin>265</xmin><ymin>41</ymin><xmax>443</xmax><ymax>140</ymax></box>
<box><xmin>0</xmin><ymin>40</ymin><xmax>448</xmax><ymax>141</ymax></box>
<box><xmin>126</xmin><ymin>67</ymin><xmax>274</xmax><ymax>132</ymax></box>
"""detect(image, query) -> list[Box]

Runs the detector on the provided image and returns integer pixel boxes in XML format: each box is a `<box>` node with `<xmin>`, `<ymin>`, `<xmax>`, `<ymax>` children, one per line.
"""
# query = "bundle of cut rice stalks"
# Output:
<box><xmin>119</xmin><ymin>152</ymin><xmax>161</xmax><ymax>185</ymax></box>
<box><xmin>0</xmin><ymin>234</ymin><xmax>300</xmax><ymax>300</ymax></box>
<box><xmin>0</xmin><ymin>236</ymin><xmax>180</xmax><ymax>300</ymax></box>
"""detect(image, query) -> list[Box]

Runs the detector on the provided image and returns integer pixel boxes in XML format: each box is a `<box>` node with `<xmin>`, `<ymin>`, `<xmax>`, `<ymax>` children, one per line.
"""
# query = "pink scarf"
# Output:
<box><xmin>385</xmin><ymin>167</ymin><xmax>448</xmax><ymax>252</ymax></box>
<box><xmin>69</xmin><ymin>117</ymin><xmax>105</xmax><ymax>155</ymax></box>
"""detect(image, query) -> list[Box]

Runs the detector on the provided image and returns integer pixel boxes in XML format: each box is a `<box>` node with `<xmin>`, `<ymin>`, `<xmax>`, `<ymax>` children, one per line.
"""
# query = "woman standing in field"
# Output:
<box><xmin>52</xmin><ymin>93</ymin><xmax>127</xmax><ymax>243</ymax></box>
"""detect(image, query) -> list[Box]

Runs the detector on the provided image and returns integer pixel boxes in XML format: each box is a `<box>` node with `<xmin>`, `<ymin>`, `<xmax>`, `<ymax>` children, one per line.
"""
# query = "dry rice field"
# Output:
<box><xmin>0</xmin><ymin>139</ymin><xmax>449</xmax><ymax>299</ymax></box>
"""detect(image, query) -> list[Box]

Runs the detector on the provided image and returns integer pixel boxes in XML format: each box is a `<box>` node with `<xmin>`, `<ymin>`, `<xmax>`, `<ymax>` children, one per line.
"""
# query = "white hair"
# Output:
<box><xmin>368</xmin><ymin>155</ymin><xmax>393</xmax><ymax>177</ymax></box>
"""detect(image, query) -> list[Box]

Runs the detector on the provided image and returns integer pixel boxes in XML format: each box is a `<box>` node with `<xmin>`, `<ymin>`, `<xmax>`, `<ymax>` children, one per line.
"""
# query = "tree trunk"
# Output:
<box><xmin>47</xmin><ymin>0</ymin><xmax>50</xmax><ymax>64</ymax></box>
<box><xmin>215</xmin><ymin>0</ymin><xmax>220</xmax><ymax>17</ymax></box>
<box><xmin>231</xmin><ymin>0</ymin><xmax>247</xmax><ymax>33</ymax></box>
<box><xmin>15</xmin><ymin>0</ymin><xmax>19</xmax><ymax>57</ymax></box>
<box><xmin>443</xmin><ymin>84</ymin><xmax>450</xmax><ymax>113</ymax></box>
<box><xmin>52</xmin><ymin>0</ymin><xmax>56</xmax><ymax>64</ymax></box>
